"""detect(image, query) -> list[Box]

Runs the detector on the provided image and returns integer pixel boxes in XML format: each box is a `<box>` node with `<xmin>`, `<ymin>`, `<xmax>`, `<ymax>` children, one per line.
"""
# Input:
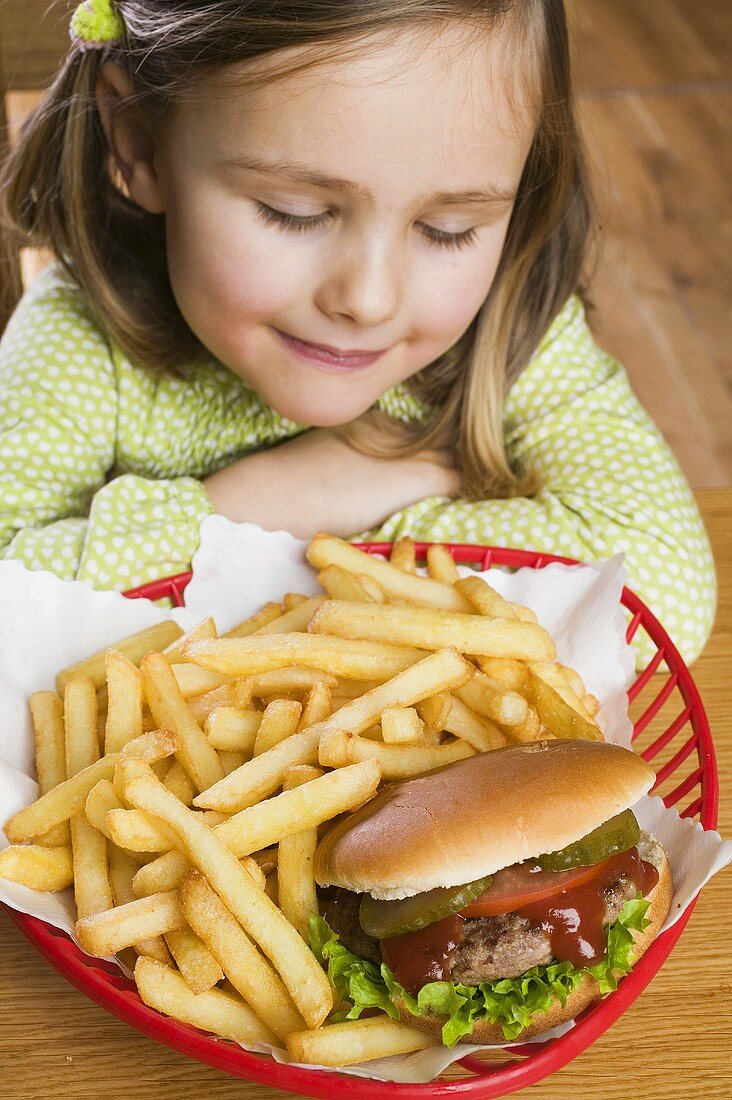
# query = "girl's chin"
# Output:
<box><xmin>264</xmin><ymin>388</ymin><xmax>377</xmax><ymax>428</ymax></box>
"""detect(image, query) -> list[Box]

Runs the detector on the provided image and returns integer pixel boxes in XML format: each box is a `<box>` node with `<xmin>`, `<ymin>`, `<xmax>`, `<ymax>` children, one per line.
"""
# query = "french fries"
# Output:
<box><xmin>135</xmin><ymin>956</ymin><xmax>278</xmax><ymax>1046</ymax></box>
<box><xmin>123</xmin><ymin>765</ymin><xmax>333</xmax><ymax>1029</ymax></box>
<box><xmin>309</xmin><ymin>600</ymin><xmax>556</xmax><ymax>661</ymax></box>
<box><xmin>1</xmin><ymin>532</ymin><xmax>605</xmax><ymax>1069</ymax></box>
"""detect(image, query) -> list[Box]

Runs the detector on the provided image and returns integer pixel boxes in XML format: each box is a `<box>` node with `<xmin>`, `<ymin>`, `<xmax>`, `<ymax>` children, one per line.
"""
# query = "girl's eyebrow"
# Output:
<box><xmin>221</xmin><ymin>155</ymin><xmax>517</xmax><ymax>209</ymax></box>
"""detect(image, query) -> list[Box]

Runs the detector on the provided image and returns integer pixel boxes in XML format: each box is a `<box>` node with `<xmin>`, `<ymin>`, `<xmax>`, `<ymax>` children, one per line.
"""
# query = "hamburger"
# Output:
<box><xmin>311</xmin><ymin>739</ymin><xmax>673</xmax><ymax>1046</ymax></box>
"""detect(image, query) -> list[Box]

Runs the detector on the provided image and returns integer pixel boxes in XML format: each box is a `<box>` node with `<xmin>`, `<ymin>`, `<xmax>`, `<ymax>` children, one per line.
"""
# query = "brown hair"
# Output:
<box><xmin>0</xmin><ymin>1</ymin><xmax>595</xmax><ymax>499</ymax></box>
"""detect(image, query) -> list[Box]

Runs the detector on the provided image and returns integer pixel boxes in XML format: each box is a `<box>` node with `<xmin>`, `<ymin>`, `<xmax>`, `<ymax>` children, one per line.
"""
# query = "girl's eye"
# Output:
<box><xmin>253</xmin><ymin>202</ymin><xmax>478</xmax><ymax>252</ymax></box>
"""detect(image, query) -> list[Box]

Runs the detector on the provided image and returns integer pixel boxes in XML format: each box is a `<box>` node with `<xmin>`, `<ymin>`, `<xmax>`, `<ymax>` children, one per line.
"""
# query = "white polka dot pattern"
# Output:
<box><xmin>0</xmin><ymin>265</ymin><xmax>716</xmax><ymax>668</ymax></box>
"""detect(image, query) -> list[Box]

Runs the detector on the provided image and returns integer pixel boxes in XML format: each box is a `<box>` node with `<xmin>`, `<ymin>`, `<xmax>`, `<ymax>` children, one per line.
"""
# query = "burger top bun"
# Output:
<box><xmin>314</xmin><ymin>739</ymin><xmax>656</xmax><ymax>900</ymax></box>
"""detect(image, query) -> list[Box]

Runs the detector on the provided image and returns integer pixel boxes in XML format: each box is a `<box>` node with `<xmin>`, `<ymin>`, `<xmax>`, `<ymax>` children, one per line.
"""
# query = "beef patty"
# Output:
<box><xmin>317</xmin><ymin>873</ymin><xmax>637</xmax><ymax>983</ymax></box>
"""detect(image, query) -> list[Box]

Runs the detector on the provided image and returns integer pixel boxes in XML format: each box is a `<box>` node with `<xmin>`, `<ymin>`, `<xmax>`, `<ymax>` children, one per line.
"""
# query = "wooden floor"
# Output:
<box><xmin>3</xmin><ymin>0</ymin><xmax>731</xmax><ymax>487</ymax></box>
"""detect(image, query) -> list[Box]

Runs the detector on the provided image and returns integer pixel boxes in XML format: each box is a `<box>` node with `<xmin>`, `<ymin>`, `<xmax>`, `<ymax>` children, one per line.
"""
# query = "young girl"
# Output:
<box><xmin>0</xmin><ymin>0</ymin><xmax>716</xmax><ymax>667</ymax></box>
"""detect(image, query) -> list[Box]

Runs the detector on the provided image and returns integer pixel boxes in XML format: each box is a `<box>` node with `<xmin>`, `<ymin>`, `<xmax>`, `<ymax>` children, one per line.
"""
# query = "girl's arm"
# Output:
<box><xmin>202</xmin><ymin>428</ymin><xmax>460</xmax><ymax>539</ymax></box>
<box><xmin>354</xmin><ymin>297</ymin><xmax>717</xmax><ymax>668</ymax></box>
<box><xmin>0</xmin><ymin>268</ymin><xmax>213</xmax><ymax>592</ymax></box>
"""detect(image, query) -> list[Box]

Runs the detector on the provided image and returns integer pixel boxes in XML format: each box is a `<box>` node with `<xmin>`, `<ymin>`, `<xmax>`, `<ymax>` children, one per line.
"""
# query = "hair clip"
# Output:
<box><xmin>69</xmin><ymin>0</ymin><xmax>125</xmax><ymax>51</ymax></box>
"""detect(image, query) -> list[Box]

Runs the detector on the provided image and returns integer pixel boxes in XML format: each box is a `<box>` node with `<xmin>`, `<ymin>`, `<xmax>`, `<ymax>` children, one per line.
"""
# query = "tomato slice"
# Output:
<box><xmin>460</xmin><ymin>857</ymin><xmax>613</xmax><ymax>917</ymax></box>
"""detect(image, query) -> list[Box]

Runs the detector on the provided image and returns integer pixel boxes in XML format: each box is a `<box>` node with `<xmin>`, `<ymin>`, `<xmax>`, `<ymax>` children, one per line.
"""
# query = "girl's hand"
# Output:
<box><xmin>202</xmin><ymin>427</ymin><xmax>460</xmax><ymax>539</ymax></box>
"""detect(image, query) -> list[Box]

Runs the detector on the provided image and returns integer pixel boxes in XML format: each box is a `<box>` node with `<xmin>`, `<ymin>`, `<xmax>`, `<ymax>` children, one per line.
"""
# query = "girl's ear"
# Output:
<box><xmin>96</xmin><ymin>62</ymin><xmax>166</xmax><ymax>214</ymax></box>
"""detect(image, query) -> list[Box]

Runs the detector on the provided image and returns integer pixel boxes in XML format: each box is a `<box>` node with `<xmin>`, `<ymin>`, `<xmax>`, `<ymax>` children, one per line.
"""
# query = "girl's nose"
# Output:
<box><xmin>314</xmin><ymin>235</ymin><xmax>402</xmax><ymax>329</ymax></box>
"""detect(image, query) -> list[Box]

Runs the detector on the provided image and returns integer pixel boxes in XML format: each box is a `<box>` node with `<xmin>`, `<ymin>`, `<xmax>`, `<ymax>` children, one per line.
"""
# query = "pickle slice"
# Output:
<box><xmin>536</xmin><ymin>809</ymin><xmax>641</xmax><ymax>871</ymax></box>
<box><xmin>359</xmin><ymin>874</ymin><xmax>494</xmax><ymax>939</ymax></box>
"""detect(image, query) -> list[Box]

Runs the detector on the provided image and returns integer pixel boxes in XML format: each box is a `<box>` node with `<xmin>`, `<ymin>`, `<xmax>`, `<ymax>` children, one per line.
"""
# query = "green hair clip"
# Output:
<box><xmin>69</xmin><ymin>0</ymin><xmax>125</xmax><ymax>51</ymax></box>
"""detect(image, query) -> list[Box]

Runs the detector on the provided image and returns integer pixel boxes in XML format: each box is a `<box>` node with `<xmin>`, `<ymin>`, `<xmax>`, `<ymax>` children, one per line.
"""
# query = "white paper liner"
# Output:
<box><xmin>0</xmin><ymin>516</ymin><xmax>730</xmax><ymax>1083</ymax></box>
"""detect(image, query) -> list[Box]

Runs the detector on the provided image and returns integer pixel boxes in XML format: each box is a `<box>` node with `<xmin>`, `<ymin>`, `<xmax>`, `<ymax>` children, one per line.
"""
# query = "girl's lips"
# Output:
<box><xmin>272</xmin><ymin>328</ymin><xmax>388</xmax><ymax>371</ymax></box>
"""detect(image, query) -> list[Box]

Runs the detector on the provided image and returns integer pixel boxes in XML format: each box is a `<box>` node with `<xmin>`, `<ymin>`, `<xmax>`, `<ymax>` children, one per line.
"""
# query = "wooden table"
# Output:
<box><xmin>1</xmin><ymin>488</ymin><xmax>730</xmax><ymax>1099</ymax></box>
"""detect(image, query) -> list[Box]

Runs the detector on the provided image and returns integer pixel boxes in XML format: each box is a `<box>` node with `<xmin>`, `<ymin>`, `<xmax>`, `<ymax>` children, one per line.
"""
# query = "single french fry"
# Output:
<box><xmin>140</xmin><ymin>651</ymin><xmax>224</xmax><ymax>793</ymax></box>
<box><xmin>178</xmin><ymin>870</ymin><xmax>304</xmax><ymax>1040</ymax></box>
<box><xmin>164</xmin><ymin>924</ymin><xmax>224</xmax><ymax>994</ymax></box>
<box><xmin>253</xmin><ymin>699</ymin><xmax>302</xmax><ymax>756</ymax></box>
<box><xmin>4</xmin><ymin>729</ymin><xmax>179</xmax><ymax>844</ymax></box>
<box><xmin>0</xmin><ymin>844</ymin><xmax>73</xmax><ymax>891</ymax></box>
<box><xmin>219</xmin><ymin>750</ymin><xmax>248</xmax><ymax>774</ymax></box>
<box><xmin>192</xmin><ymin>648</ymin><xmax>472</xmax><ymax>812</ymax></box>
<box><xmin>442</xmin><ymin>696</ymin><xmax>510</xmax><ymax>752</ymax></box>
<box><xmin>108</xmin><ymin>845</ymin><xmax>174</xmax><ymax>964</ymax></box>
<box><xmin>237</xmin><ymin>668</ymin><xmax>338</xmax><ymax>705</ymax></box>
<box><xmin>426</xmin><ymin>544</ymin><xmax>460</xmax><ymax>585</ymax></box>
<box><xmin>223</xmin><ymin>601</ymin><xmax>283</xmax><ymax>638</ymax></box>
<box><xmin>317</xmin><ymin>565</ymin><xmax>376</xmax><ymax>603</ymax></box>
<box><xmin>530</xmin><ymin>661</ymin><xmax>597</xmax><ymax>722</ymax></box>
<box><xmin>390</xmin><ymin>536</ymin><xmax>417</xmax><ymax>574</ymax></box>
<box><xmin>283</xmin><ymin>593</ymin><xmax>309</xmax><ymax>611</ymax></box>
<box><xmin>297</xmin><ymin>682</ymin><xmax>332</xmax><ymax>732</ymax></box>
<box><xmin>64</xmin><ymin>678</ymin><xmax>113</xmax><ymax>920</ymax></box>
<box><xmin>134</xmin><ymin>760</ymin><xmax>381</xmax><ymax>895</ymax></box>
<box><xmin>506</xmin><ymin>703</ymin><xmax>543</xmax><ymax>743</ymax></box>
<box><xmin>56</xmin><ymin>621</ymin><xmax>183</xmax><ymax>693</ymax></box>
<box><xmin>184</xmin><ymin>633</ymin><xmax>426</xmax><ymax>682</ymax></box>
<box><xmin>64</xmin><ymin>678</ymin><xmax>99</xmax><ymax>777</ymax></box>
<box><xmin>29</xmin><ymin>691</ymin><xmax>70</xmax><ymax>847</ymax></box>
<box><xmin>76</xmin><ymin>890</ymin><xmax>186</xmax><ymax>955</ymax></box>
<box><xmin>85</xmin><ymin>779</ymin><xmax>124</xmax><ymax>840</ymax></box>
<box><xmin>454</xmin><ymin>574</ymin><xmax>520</xmax><ymax>620</ymax></box>
<box><xmin>187</xmin><ymin>683</ymin><xmax>239</xmax><ymax>725</ymax></box>
<box><xmin>161</xmin><ymin>759</ymin><xmax>197</xmax><ymax>806</ymax></box>
<box><xmin>319</xmin><ymin>729</ymin><xmax>474</xmax><ymax>778</ymax></box>
<box><xmin>170</xmin><ymin>664</ymin><xmax>233</xmax><ymax>698</ymax></box>
<box><xmin>162</xmin><ymin>617</ymin><xmax>217</xmax><ymax>663</ymax></box>
<box><xmin>526</xmin><ymin>666</ymin><xmax>603</xmax><ymax>741</ymax></box>
<box><xmin>584</xmin><ymin>693</ymin><xmax>600</xmax><ymax>718</ymax></box>
<box><xmin>254</xmin><ymin>597</ymin><xmax>325</xmax><ymax>635</ymax></box>
<box><xmin>69</xmin><ymin>817</ymin><xmax>113</xmax><ymax>920</ymax></box>
<box><xmin>359</xmin><ymin>574</ymin><xmax>386</xmax><ymax>602</ymax></box>
<box><xmin>331</xmin><ymin>678</ymin><xmax>381</xmax><ymax>701</ymax></box>
<box><xmin>381</xmin><ymin>706</ymin><xmax>424</xmax><ymax>744</ymax></box>
<box><xmin>310</xmin><ymin>600</ymin><xmax>556</xmax><ymax>662</ymax></box>
<box><xmin>286</xmin><ymin>1015</ymin><xmax>437</xmax><ymax>1067</ymax></box>
<box><xmin>123</xmin><ymin>767</ymin><xmax>333</xmax><ymax>1028</ymax></box>
<box><xmin>454</xmin><ymin>672</ymin><xmax>529</xmax><ymax>728</ymax></box>
<box><xmin>415</xmin><ymin>692</ymin><xmax>453</xmax><ymax>735</ymax></box>
<box><xmin>204</xmin><ymin>707</ymin><xmax>261</xmax><ymax>752</ymax></box>
<box><xmin>104</xmin><ymin>650</ymin><xmax>144</xmax><ymax>754</ymax></box>
<box><xmin>473</xmin><ymin>656</ymin><xmax>531</xmax><ymax>691</ymax></box>
<box><xmin>134</xmin><ymin>957</ymin><xmax>278</xmax><ymax>1046</ymax></box>
<box><xmin>277</xmin><ymin>767</ymin><xmax>320</xmax><ymax>939</ymax></box>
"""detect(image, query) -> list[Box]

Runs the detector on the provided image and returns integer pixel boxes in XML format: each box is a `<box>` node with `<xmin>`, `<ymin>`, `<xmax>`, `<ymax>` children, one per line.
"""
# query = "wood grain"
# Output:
<box><xmin>1</xmin><ymin>486</ymin><xmax>730</xmax><ymax>1099</ymax></box>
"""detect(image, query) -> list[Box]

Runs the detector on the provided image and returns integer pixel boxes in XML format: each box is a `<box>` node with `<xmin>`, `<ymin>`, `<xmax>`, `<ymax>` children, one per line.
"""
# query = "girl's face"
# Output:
<box><xmin>152</xmin><ymin>23</ymin><xmax>536</xmax><ymax>426</ymax></box>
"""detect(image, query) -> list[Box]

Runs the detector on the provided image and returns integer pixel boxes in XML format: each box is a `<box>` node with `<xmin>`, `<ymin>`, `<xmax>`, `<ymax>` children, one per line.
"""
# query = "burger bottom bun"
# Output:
<box><xmin>394</xmin><ymin>848</ymin><xmax>673</xmax><ymax>1045</ymax></box>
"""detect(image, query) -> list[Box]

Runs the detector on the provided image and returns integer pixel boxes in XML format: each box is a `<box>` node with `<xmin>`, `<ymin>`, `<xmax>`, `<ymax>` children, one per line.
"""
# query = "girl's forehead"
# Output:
<box><xmin>171</xmin><ymin>22</ymin><xmax>537</xmax><ymax>185</ymax></box>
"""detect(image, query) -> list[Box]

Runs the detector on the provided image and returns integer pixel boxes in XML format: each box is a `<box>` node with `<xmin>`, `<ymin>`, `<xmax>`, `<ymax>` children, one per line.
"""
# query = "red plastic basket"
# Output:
<box><xmin>4</xmin><ymin>542</ymin><xmax>719</xmax><ymax>1099</ymax></box>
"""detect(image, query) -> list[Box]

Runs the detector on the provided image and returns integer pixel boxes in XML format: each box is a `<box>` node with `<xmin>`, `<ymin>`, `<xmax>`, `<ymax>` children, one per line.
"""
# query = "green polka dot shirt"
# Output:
<box><xmin>0</xmin><ymin>263</ymin><xmax>716</xmax><ymax>667</ymax></box>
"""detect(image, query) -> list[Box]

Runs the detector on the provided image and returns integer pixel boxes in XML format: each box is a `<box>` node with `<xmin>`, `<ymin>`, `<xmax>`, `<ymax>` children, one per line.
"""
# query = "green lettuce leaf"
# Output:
<box><xmin>307</xmin><ymin>894</ymin><xmax>651</xmax><ymax>1047</ymax></box>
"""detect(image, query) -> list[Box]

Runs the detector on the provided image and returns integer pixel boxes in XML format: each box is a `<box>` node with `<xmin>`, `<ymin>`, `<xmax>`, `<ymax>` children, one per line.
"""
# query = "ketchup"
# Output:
<box><xmin>380</xmin><ymin>914</ymin><xmax>465</xmax><ymax>995</ymax></box>
<box><xmin>516</xmin><ymin>848</ymin><xmax>658</xmax><ymax>968</ymax></box>
<box><xmin>379</xmin><ymin>848</ymin><xmax>658</xmax><ymax>992</ymax></box>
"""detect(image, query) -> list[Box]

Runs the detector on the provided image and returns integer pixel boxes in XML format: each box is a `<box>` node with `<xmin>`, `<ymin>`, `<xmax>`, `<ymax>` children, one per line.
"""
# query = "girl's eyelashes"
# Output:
<box><xmin>253</xmin><ymin>202</ymin><xmax>479</xmax><ymax>252</ymax></box>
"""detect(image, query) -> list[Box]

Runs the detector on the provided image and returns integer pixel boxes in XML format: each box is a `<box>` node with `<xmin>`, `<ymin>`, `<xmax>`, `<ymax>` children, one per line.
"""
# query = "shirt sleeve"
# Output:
<box><xmin>354</xmin><ymin>296</ymin><xmax>717</xmax><ymax>668</ymax></box>
<box><xmin>0</xmin><ymin>267</ymin><xmax>214</xmax><ymax>592</ymax></box>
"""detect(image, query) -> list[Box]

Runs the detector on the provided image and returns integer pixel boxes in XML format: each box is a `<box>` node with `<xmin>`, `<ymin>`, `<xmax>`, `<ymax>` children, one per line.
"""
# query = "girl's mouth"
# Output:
<box><xmin>272</xmin><ymin>328</ymin><xmax>388</xmax><ymax>372</ymax></box>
